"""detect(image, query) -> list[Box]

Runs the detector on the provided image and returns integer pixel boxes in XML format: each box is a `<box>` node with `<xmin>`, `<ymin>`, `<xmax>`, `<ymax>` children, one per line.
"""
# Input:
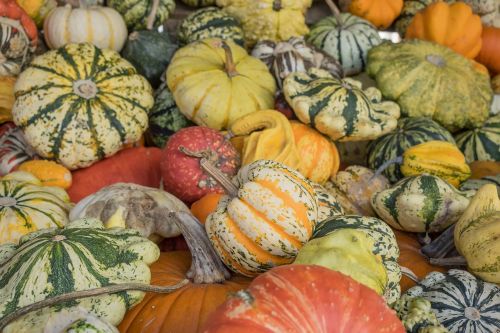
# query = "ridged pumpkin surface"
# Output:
<box><xmin>347</xmin><ymin>0</ymin><xmax>403</xmax><ymax>29</ymax></box>
<box><xmin>12</xmin><ymin>43</ymin><xmax>154</xmax><ymax>170</ymax></box>
<box><xmin>455</xmin><ymin>114</ymin><xmax>500</xmax><ymax>163</ymax></box>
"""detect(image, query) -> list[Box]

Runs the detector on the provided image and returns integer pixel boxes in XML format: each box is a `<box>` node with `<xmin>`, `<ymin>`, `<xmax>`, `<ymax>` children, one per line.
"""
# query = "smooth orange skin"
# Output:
<box><xmin>349</xmin><ymin>0</ymin><xmax>404</xmax><ymax>29</ymax></box>
<box><xmin>476</xmin><ymin>25</ymin><xmax>500</xmax><ymax>75</ymax></box>
<box><xmin>406</xmin><ymin>2</ymin><xmax>482</xmax><ymax>59</ymax></box>
<box><xmin>469</xmin><ymin>161</ymin><xmax>500</xmax><ymax>179</ymax></box>
<box><xmin>190</xmin><ymin>193</ymin><xmax>223</xmax><ymax>224</ymax></box>
<box><xmin>17</xmin><ymin>160</ymin><xmax>72</xmax><ymax>189</ymax></box>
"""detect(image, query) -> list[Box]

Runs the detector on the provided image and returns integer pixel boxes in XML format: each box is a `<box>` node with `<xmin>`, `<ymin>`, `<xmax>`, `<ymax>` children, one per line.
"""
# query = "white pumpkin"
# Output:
<box><xmin>43</xmin><ymin>2</ymin><xmax>127</xmax><ymax>52</ymax></box>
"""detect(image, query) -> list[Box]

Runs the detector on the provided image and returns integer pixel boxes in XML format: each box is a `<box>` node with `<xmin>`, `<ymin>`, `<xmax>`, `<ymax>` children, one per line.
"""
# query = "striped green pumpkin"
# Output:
<box><xmin>371</xmin><ymin>174</ymin><xmax>474</xmax><ymax>233</ymax></box>
<box><xmin>405</xmin><ymin>269</ymin><xmax>500</xmax><ymax>333</ymax></box>
<box><xmin>307</xmin><ymin>13</ymin><xmax>382</xmax><ymax>76</ymax></box>
<box><xmin>180</xmin><ymin>0</ymin><xmax>216</xmax><ymax>7</ymax></box>
<box><xmin>313</xmin><ymin>183</ymin><xmax>344</xmax><ymax>222</ymax></box>
<box><xmin>283</xmin><ymin>68</ymin><xmax>400</xmax><ymax>142</ymax></box>
<box><xmin>177</xmin><ymin>7</ymin><xmax>244</xmax><ymax>46</ymax></box>
<box><xmin>12</xmin><ymin>43</ymin><xmax>154</xmax><ymax>170</ymax></box>
<box><xmin>0</xmin><ymin>218</ymin><xmax>160</xmax><ymax>333</ymax></box>
<box><xmin>313</xmin><ymin>215</ymin><xmax>401</xmax><ymax>304</ymax></box>
<box><xmin>108</xmin><ymin>0</ymin><xmax>175</xmax><ymax>30</ymax></box>
<box><xmin>368</xmin><ymin>117</ymin><xmax>455</xmax><ymax>183</ymax></box>
<box><xmin>145</xmin><ymin>83</ymin><xmax>193</xmax><ymax>148</ymax></box>
<box><xmin>454</xmin><ymin>114</ymin><xmax>500</xmax><ymax>163</ymax></box>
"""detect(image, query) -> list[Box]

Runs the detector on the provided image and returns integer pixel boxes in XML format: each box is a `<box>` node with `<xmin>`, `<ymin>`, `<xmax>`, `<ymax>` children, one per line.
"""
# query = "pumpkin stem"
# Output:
<box><xmin>420</xmin><ymin>224</ymin><xmax>456</xmax><ymax>259</ymax></box>
<box><xmin>0</xmin><ymin>280</ymin><xmax>189</xmax><ymax>331</ymax></box>
<box><xmin>371</xmin><ymin>156</ymin><xmax>403</xmax><ymax>181</ymax></box>
<box><xmin>170</xmin><ymin>212</ymin><xmax>231</xmax><ymax>284</ymax></box>
<box><xmin>400</xmin><ymin>266</ymin><xmax>420</xmax><ymax>283</ymax></box>
<box><xmin>429</xmin><ymin>256</ymin><xmax>467</xmax><ymax>267</ymax></box>
<box><xmin>146</xmin><ymin>0</ymin><xmax>160</xmax><ymax>31</ymax></box>
<box><xmin>272</xmin><ymin>0</ymin><xmax>282</xmax><ymax>11</ymax></box>
<box><xmin>219</xmin><ymin>41</ymin><xmax>239</xmax><ymax>78</ymax></box>
<box><xmin>324</xmin><ymin>0</ymin><xmax>344</xmax><ymax>25</ymax></box>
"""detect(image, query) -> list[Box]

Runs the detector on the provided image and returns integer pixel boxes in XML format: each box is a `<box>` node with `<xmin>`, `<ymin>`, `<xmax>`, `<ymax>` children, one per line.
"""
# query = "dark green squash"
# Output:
<box><xmin>454</xmin><ymin>114</ymin><xmax>500</xmax><ymax>163</ymax></box>
<box><xmin>121</xmin><ymin>30</ymin><xmax>177</xmax><ymax>88</ymax></box>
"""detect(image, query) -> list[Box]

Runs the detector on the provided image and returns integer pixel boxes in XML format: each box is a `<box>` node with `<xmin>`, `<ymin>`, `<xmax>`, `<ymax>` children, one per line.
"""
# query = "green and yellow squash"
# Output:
<box><xmin>392</xmin><ymin>295</ymin><xmax>448</xmax><ymax>333</ymax></box>
<box><xmin>283</xmin><ymin>68</ymin><xmax>400</xmax><ymax>142</ymax></box>
<box><xmin>367</xmin><ymin>40</ymin><xmax>492</xmax><ymax>133</ymax></box>
<box><xmin>313</xmin><ymin>183</ymin><xmax>344</xmax><ymax>221</ymax></box>
<box><xmin>454</xmin><ymin>114</ymin><xmax>500</xmax><ymax>163</ymax></box>
<box><xmin>12</xmin><ymin>43</ymin><xmax>154</xmax><ymax>170</ymax></box>
<box><xmin>0</xmin><ymin>217</ymin><xmax>160</xmax><ymax>333</ymax></box>
<box><xmin>107</xmin><ymin>0</ymin><xmax>175</xmax><ymax>30</ymax></box>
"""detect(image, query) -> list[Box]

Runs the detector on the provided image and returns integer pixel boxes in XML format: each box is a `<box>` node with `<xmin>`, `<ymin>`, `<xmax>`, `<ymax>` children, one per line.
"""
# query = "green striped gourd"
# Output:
<box><xmin>368</xmin><ymin>117</ymin><xmax>455</xmax><ymax>183</ymax></box>
<box><xmin>307</xmin><ymin>13</ymin><xmax>382</xmax><ymax>76</ymax></box>
<box><xmin>405</xmin><ymin>270</ymin><xmax>500</xmax><ymax>333</ymax></box>
<box><xmin>0</xmin><ymin>218</ymin><xmax>160</xmax><ymax>333</ymax></box>
<box><xmin>454</xmin><ymin>114</ymin><xmax>500</xmax><ymax>163</ymax></box>
<box><xmin>371</xmin><ymin>174</ymin><xmax>474</xmax><ymax>233</ymax></box>
<box><xmin>460</xmin><ymin>174</ymin><xmax>500</xmax><ymax>195</ymax></box>
<box><xmin>312</xmin><ymin>215</ymin><xmax>401</xmax><ymax>304</ymax></box>
<box><xmin>107</xmin><ymin>0</ymin><xmax>175</xmax><ymax>30</ymax></box>
<box><xmin>180</xmin><ymin>0</ymin><xmax>215</xmax><ymax>6</ymax></box>
<box><xmin>283</xmin><ymin>68</ymin><xmax>400</xmax><ymax>142</ymax></box>
<box><xmin>43</xmin><ymin>308</ymin><xmax>118</xmax><ymax>333</ymax></box>
<box><xmin>177</xmin><ymin>7</ymin><xmax>244</xmax><ymax>46</ymax></box>
<box><xmin>12</xmin><ymin>43</ymin><xmax>154</xmax><ymax>170</ymax></box>
<box><xmin>0</xmin><ymin>171</ymin><xmax>71</xmax><ymax>246</ymax></box>
<box><xmin>145</xmin><ymin>83</ymin><xmax>193</xmax><ymax>148</ymax></box>
<box><xmin>313</xmin><ymin>183</ymin><xmax>344</xmax><ymax>222</ymax></box>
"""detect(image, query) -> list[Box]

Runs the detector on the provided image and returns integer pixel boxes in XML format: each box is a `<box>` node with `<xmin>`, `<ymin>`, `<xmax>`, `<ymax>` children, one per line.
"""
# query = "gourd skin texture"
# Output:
<box><xmin>367</xmin><ymin>40</ymin><xmax>492</xmax><ymax>133</ymax></box>
<box><xmin>371</xmin><ymin>175</ymin><xmax>474</xmax><ymax>233</ymax></box>
<box><xmin>455</xmin><ymin>114</ymin><xmax>500</xmax><ymax>163</ymax></box>
<box><xmin>476</xmin><ymin>26</ymin><xmax>500</xmax><ymax>75</ymax></box>
<box><xmin>44</xmin><ymin>308</ymin><xmax>119</xmax><ymax>333</ymax></box>
<box><xmin>17</xmin><ymin>159</ymin><xmax>72</xmax><ymax>189</ymax></box>
<box><xmin>16</xmin><ymin>0</ymin><xmax>57</xmax><ymax>27</ymax></box>
<box><xmin>454</xmin><ymin>184</ymin><xmax>500</xmax><ymax>283</ymax></box>
<box><xmin>0</xmin><ymin>77</ymin><xmax>15</xmax><ymax>124</ymax></box>
<box><xmin>167</xmin><ymin>38</ymin><xmax>276</xmax><ymax>130</ymax></box>
<box><xmin>107</xmin><ymin>0</ymin><xmax>175</xmax><ymax>30</ymax></box>
<box><xmin>215</xmin><ymin>0</ymin><xmax>312</xmax><ymax>47</ymax></box>
<box><xmin>347</xmin><ymin>0</ymin><xmax>404</xmax><ymax>29</ymax></box>
<box><xmin>0</xmin><ymin>123</ymin><xmax>38</xmax><ymax>176</ymax></box>
<box><xmin>0</xmin><ymin>218</ymin><xmax>160</xmax><ymax>333</ymax></box>
<box><xmin>313</xmin><ymin>183</ymin><xmax>344</xmax><ymax>221</ymax></box>
<box><xmin>284</xmin><ymin>68</ymin><xmax>400</xmax><ymax>142</ymax></box>
<box><xmin>12</xmin><ymin>43</ymin><xmax>154</xmax><ymax>170</ymax></box>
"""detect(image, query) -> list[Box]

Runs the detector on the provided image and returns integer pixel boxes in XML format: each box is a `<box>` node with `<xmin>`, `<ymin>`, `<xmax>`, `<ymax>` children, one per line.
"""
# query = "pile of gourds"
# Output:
<box><xmin>0</xmin><ymin>0</ymin><xmax>499</xmax><ymax>332</ymax></box>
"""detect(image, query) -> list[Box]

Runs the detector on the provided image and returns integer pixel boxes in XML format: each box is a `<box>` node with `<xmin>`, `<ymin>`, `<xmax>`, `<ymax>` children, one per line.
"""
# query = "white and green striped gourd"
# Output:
<box><xmin>454</xmin><ymin>114</ymin><xmax>500</xmax><ymax>163</ymax></box>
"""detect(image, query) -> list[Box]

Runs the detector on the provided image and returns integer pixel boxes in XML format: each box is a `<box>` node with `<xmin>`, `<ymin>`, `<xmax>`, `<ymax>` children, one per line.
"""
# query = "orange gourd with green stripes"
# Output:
<box><xmin>205</xmin><ymin>160</ymin><xmax>318</xmax><ymax>277</ymax></box>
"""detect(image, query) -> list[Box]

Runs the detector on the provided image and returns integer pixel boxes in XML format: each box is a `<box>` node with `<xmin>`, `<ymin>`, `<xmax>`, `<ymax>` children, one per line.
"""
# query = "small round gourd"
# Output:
<box><xmin>340</xmin><ymin>0</ymin><xmax>403</xmax><ymax>29</ymax></box>
<box><xmin>107</xmin><ymin>0</ymin><xmax>175</xmax><ymax>30</ymax></box>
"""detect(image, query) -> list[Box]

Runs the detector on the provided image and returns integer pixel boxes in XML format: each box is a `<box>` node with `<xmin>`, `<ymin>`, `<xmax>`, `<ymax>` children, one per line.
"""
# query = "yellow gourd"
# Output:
<box><xmin>17</xmin><ymin>160</ymin><xmax>72</xmax><ymax>189</ymax></box>
<box><xmin>16</xmin><ymin>0</ymin><xmax>57</xmax><ymax>27</ymax></box>
<box><xmin>0</xmin><ymin>76</ymin><xmax>15</xmax><ymax>124</ymax></box>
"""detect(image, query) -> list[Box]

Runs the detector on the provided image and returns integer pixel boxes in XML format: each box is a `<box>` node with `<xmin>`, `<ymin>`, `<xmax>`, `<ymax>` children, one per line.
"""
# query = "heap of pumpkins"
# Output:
<box><xmin>0</xmin><ymin>0</ymin><xmax>499</xmax><ymax>332</ymax></box>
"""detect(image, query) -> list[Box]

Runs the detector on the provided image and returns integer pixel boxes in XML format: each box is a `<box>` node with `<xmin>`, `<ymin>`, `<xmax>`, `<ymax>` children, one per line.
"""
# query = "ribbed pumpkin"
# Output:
<box><xmin>17</xmin><ymin>159</ymin><xmax>72</xmax><ymax>189</ymax></box>
<box><xmin>340</xmin><ymin>0</ymin><xmax>403</xmax><ymax>29</ymax></box>
<box><xmin>290</xmin><ymin>121</ymin><xmax>340</xmax><ymax>184</ymax></box>
<box><xmin>454</xmin><ymin>184</ymin><xmax>500</xmax><ymax>283</ymax></box>
<box><xmin>107</xmin><ymin>0</ymin><xmax>175</xmax><ymax>30</ymax></box>
<box><xmin>0</xmin><ymin>122</ymin><xmax>38</xmax><ymax>176</ymax></box>
<box><xmin>0</xmin><ymin>171</ymin><xmax>71</xmax><ymax>245</ymax></box>
<box><xmin>43</xmin><ymin>2</ymin><xmax>128</xmax><ymax>52</ymax></box>
<box><xmin>455</xmin><ymin>114</ymin><xmax>500</xmax><ymax>163</ymax></box>
<box><xmin>178</xmin><ymin>7</ymin><xmax>245</xmax><ymax>46</ymax></box>
<box><xmin>395</xmin><ymin>0</ymin><xmax>447</xmax><ymax>36</ymax></box>
<box><xmin>367</xmin><ymin>40</ymin><xmax>492</xmax><ymax>132</ymax></box>
<box><xmin>215</xmin><ymin>0</ymin><xmax>312</xmax><ymax>47</ymax></box>
<box><xmin>12</xmin><ymin>43</ymin><xmax>154</xmax><ymax>170</ymax></box>
<box><xmin>0</xmin><ymin>76</ymin><xmax>15</xmax><ymax>124</ymax></box>
<box><xmin>406</xmin><ymin>1</ymin><xmax>482</xmax><ymax>59</ymax></box>
<box><xmin>284</xmin><ymin>68</ymin><xmax>400</xmax><ymax>142</ymax></box>
<box><xmin>16</xmin><ymin>0</ymin><xmax>57</xmax><ymax>27</ymax></box>
<box><xmin>166</xmin><ymin>39</ymin><xmax>276</xmax><ymax>130</ymax></box>
<box><xmin>0</xmin><ymin>218</ymin><xmax>160</xmax><ymax>333</ymax></box>
<box><xmin>476</xmin><ymin>26</ymin><xmax>500</xmax><ymax>75</ymax></box>
<box><xmin>368</xmin><ymin>117</ymin><xmax>455</xmax><ymax>183</ymax></box>
<box><xmin>205</xmin><ymin>160</ymin><xmax>318</xmax><ymax>277</ymax></box>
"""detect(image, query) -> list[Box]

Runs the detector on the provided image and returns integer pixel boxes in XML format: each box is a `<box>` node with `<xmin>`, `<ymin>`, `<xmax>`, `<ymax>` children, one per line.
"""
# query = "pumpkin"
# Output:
<box><xmin>16</xmin><ymin>0</ymin><xmax>57</xmax><ymax>27</ymax></box>
<box><xmin>44</xmin><ymin>308</ymin><xmax>119</xmax><ymax>333</ymax></box>
<box><xmin>107</xmin><ymin>0</ymin><xmax>175</xmax><ymax>31</ymax></box>
<box><xmin>67</xmin><ymin>147</ymin><xmax>162</xmax><ymax>203</ymax></box>
<box><xmin>313</xmin><ymin>183</ymin><xmax>344</xmax><ymax>221</ymax></box>
<box><xmin>0</xmin><ymin>76</ymin><xmax>15</xmax><ymax>124</ymax></box>
<box><xmin>284</xmin><ymin>68</ymin><xmax>400</xmax><ymax>142</ymax></box>
<box><xmin>119</xmin><ymin>212</ymin><xmax>251</xmax><ymax>333</ymax></box>
<box><xmin>121</xmin><ymin>31</ymin><xmax>177</xmax><ymax>88</ymax></box>
<box><xmin>251</xmin><ymin>36</ymin><xmax>343</xmax><ymax>89</ymax></box>
<box><xmin>190</xmin><ymin>193</ymin><xmax>224</xmax><ymax>224</ymax></box>
<box><xmin>70</xmin><ymin>183</ymin><xmax>190</xmax><ymax>242</ymax></box>
<box><xmin>0</xmin><ymin>171</ymin><xmax>71</xmax><ymax>245</ymax></box>
<box><xmin>12</xmin><ymin>43</ymin><xmax>154</xmax><ymax>170</ymax></box>
<box><xmin>371</xmin><ymin>174</ymin><xmax>474</xmax><ymax>233</ymax></box>
<box><xmin>166</xmin><ymin>39</ymin><xmax>276</xmax><ymax>131</ymax></box>
<box><xmin>340</xmin><ymin>0</ymin><xmax>403</xmax><ymax>29</ymax></box>
<box><xmin>205</xmin><ymin>159</ymin><xmax>318</xmax><ymax>276</ymax></box>
<box><xmin>0</xmin><ymin>0</ymin><xmax>38</xmax><ymax>76</ymax></box>
<box><xmin>405</xmin><ymin>269</ymin><xmax>500</xmax><ymax>333</ymax></box>
<box><xmin>395</xmin><ymin>0</ymin><xmax>446</xmax><ymax>36</ymax></box>
<box><xmin>215</xmin><ymin>0</ymin><xmax>312</xmax><ymax>47</ymax></box>
<box><xmin>180</xmin><ymin>0</ymin><xmax>215</xmax><ymax>7</ymax></box>
<box><xmin>307</xmin><ymin>1</ymin><xmax>381</xmax><ymax>76</ymax></box>
<box><xmin>368</xmin><ymin>117</ymin><xmax>455</xmax><ymax>183</ymax></box>
<box><xmin>309</xmin><ymin>215</ymin><xmax>401</xmax><ymax>304</ymax></box>
<box><xmin>290</xmin><ymin>121</ymin><xmax>340</xmax><ymax>184</ymax></box>
<box><xmin>454</xmin><ymin>184</ymin><xmax>500</xmax><ymax>283</ymax></box>
<box><xmin>0</xmin><ymin>218</ymin><xmax>160</xmax><ymax>333</ymax></box>
<box><xmin>178</xmin><ymin>7</ymin><xmax>245</xmax><ymax>46</ymax></box>
<box><xmin>227</xmin><ymin>110</ymin><xmax>301</xmax><ymax>170</ymax></box>
<box><xmin>202</xmin><ymin>265</ymin><xmax>405</xmax><ymax>333</ymax></box>
<box><xmin>145</xmin><ymin>83</ymin><xmax>193</xmax><ymax>148</ymax></box>
<box><xmin>0</xmin><ymin>122</ymin><xmax>38</xmax><ymax>176</ymax></box>
<box><xmin>469</xmin><ymin>160</ymin><xmax>500</xmax><ymax>179</ymax></box>
<box><xmin>367</xmin><ymin>40</ymin><xmax>492</xmax><ymax>133</ymax></box>
<box><xmin>324</xmin><ymin>165</ymin><xmax>390</xmax><ymax>216</ymax></box>
<box><xmin>476</xmin><ymin>26</ymin><xmax>500</xmax><ymax>75</ymax></box>
<box><xmin>393</xmin><ymin>295</ymin><xmax>448</xmax><ymax>333</ymax></box>
<box><xmin>17</xmin><ymin>159</ymin><xmax>72</xmax><ymax>189</ymax></box>
<box><xmin>161</xmin><ymin>126</ymin><xmax>240</xmax><ymax>204</ymax></box>
<box><xmin>460</xmin><ymin>174</ymin><xmax>500</xmax><ymax>195</ymax></box>
<box><xmin>455</xmin><ymin>114</ymin><xmax>500</xmax><ymax>163</ymax></box>
<box><xmin>405</xmin><ymin>2</ymin><xmax>482</xmax><ymax>59</ymax></box>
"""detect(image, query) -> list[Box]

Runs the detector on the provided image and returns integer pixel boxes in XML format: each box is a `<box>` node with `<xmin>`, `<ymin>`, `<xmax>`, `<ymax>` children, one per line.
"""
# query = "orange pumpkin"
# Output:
<box><xmin>290</xmin><ymin>121</ymin><xmax>340</xmax><ymax>184</ymax></box>
<box><xmin>476</xmin><ymin>25</ymin><xmax>500</xmax><ymax>75</ymax></box>
<box><xmin>343</xmin><ymin>0</ymin><xmax>404</xmax><ymax>29</ymax></box>
<box><xmin>17</xmin><ymin>160</ymin><xmax>72</xmax><ymax>189</ymax></box>
<box><xmin>406</xmin><ymin>1</ymin><xmax>483</xmax><ymax>59</ymax></box>
<box><xmin>0</xmin><ymin>76</ymin><xmax>15</xmax><ymax>124</ymax></box>
<box><xmin>190</xmin><ymin>193</ymin><xmax>224</xmax><ymax>224</ymax></box>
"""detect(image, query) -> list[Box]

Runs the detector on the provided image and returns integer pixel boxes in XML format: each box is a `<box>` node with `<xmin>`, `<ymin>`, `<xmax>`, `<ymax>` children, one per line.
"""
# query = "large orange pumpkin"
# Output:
<box><xmin>343</xmin><ymin>0</ymin><xmax>404</xmax><ymax>29</ymax></box>
<box><xmin>476</xmin><ymin>25</ymin><xmax>500</xmax><ymax>75</ymax></box>
<box><xmin>406</xmin><ymin>1</ymin><xmax>483</xmax><ymax>59</ymax></box>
